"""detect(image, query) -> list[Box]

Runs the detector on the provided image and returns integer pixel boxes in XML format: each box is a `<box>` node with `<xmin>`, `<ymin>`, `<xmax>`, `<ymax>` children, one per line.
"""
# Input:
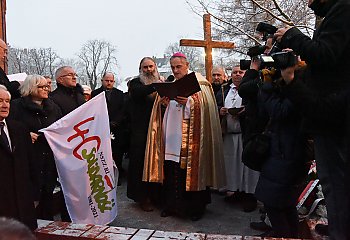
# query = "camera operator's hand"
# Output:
<box><xmin>281</xmin><ymin>65</ymin><xmax>297</xmax><ymax>85</ymax></box>
<box><xmin>250</xmin><ymin>57</ymin><xmax>261</xmax><ymax>71</ymax></box>
<box><xmin>274</xmin><ymin>26</ymin><xmax>292</xmax><ymax>42</ymax></box>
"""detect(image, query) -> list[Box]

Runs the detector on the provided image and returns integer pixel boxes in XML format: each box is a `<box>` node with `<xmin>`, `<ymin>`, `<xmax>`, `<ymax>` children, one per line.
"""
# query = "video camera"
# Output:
<box><xmin>240</xmin><ymin>22</ymin><xmax>297</xmax><ymax>71</ymax></box>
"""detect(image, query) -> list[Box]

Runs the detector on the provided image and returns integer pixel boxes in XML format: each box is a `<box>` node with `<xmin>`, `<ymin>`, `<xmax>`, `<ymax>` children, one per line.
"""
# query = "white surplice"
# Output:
<box><xmin>223</xmin><ymin>84</ymin><xmax>259</xmax><ymax>193</ymax></box>
<box><xmin>163</xmin><ymin>99</ymin><xmax>191</xmax><ymax>163</ymax></box>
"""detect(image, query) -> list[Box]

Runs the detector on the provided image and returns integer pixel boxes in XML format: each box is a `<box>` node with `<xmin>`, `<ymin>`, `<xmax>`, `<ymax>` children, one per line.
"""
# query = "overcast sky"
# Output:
<box><xmin>7</xmin><ymin>0</ymin><xmax>203</xmax><ymax>82</ymax></box>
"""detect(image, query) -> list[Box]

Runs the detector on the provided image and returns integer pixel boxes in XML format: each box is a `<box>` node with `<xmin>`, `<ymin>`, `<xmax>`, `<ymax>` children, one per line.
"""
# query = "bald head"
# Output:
<box><xmin>212</xmin><ymin>66</ymin><xmax>227</xmax><ymax>85</ymax></box>
<box><xmin>102</xmin><ymin>72</ymin><xmax>115</xmax><ymax>90</ymax></box>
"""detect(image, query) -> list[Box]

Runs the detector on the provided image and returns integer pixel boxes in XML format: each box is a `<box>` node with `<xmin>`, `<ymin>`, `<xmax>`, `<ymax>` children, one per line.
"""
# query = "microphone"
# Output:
<box><xmin>166</xmin><ymin>75</ymin><xmax>175</xmax><ymax>82</ymax></box>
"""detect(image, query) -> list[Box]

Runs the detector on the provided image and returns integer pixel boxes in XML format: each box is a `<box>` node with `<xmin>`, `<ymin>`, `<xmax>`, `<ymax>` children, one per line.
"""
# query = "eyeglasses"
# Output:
<box><xmin>37</xmin><ymin>85</ymin><xmax>50</xmax><ymax>90</ymax></box>
<box><xmin>60</xmin><ymin>73</ymin><xmax>78</xmax><ymax>78</ymax></box>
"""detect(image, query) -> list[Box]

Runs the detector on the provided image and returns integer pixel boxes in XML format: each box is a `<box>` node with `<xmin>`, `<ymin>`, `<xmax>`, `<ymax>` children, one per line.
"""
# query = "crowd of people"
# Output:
<box><xmin>1</xmin><ymin>0</ymin><xmax>350</xmax><ymax>239</ymax></box>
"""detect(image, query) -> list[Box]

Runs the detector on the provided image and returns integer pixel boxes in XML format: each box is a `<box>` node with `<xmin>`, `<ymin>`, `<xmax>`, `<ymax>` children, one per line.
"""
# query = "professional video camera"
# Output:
<box><xmin>240</xmin><ymin>22</ymin><xmax>297</xmax><ymax>71</ymax></box>
<box><xmin>256</xmin><ymin>22</ymin><xmax>278</xmax><ymax>40</ymax></box>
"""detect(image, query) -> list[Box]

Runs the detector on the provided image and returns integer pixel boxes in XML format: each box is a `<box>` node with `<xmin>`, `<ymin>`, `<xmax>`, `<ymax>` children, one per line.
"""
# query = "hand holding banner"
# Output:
<box><xmin>40</xmin><ymin>92</ymin><xmax>117</xmax><ymax>225</ymax></box>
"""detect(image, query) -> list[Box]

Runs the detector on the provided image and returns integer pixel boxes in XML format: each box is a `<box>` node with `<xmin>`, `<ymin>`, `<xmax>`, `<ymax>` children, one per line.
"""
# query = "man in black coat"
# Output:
<box><xmin>275</xmin><ymin>0</ymin><xmax>350</xmax><ymax>239</ymax></box>
<box><xmin>91</xmin><ymin>72</ymin><xmax>125</xmax><ymax>179</ymax></box>
<box><xmin>0</xmin><ymin>85</ymin><xmax>38</xmax><ymax>231</ymax></box>
<box><xmin>127</xmin><ymin>57</ymin><xmax>162</xmax><ymax>211</ymax></box>
<box><xmin>50</xmin><ymin>66</ymin><xmax>85</xmax><ymax>221</ymax></box>
<box><xmin>50</xmin><ymin>66</ymin><xmax>85</xmax><ymax>116</ymax></box>
<box><xmin>211</xmin><ymin>66</ymin><xmax>227</xmax><ymax>96</ymax></box>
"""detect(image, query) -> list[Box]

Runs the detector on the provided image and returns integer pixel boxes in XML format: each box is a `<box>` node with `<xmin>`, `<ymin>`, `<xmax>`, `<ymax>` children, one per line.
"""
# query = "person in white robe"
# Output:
<box><xmin>216</xmin><ymin>65</ymin><xmax>260</xmax><ymax>212</ymax></box>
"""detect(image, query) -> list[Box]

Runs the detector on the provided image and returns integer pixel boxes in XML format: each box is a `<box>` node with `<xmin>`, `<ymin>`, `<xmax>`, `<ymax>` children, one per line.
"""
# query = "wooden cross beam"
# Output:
<box><xmin>180</xmin><ymin>14</ymin><xmax>235</xmax><ymax>83</ymax></box>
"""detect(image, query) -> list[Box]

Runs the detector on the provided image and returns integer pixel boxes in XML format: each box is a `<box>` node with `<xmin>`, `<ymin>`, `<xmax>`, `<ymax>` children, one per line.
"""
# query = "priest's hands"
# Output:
<box><xmin>30</xmin><ymin>132</ymin><xmax>40</xmax><ymax>143</ymax></box>
<box><xmin>174</xmin><ymin>96</ymin><xmax>188</xmax><ymax>105</ymax></box>
<box><xmin>160</xmin><ymin>96</ymin><xmax>170</xmax><ymax>107</ymax></box>
<box><xmin>220</xmin><ymin>107</ymin><xmax>228</xmax><ymax>116</ymax></box>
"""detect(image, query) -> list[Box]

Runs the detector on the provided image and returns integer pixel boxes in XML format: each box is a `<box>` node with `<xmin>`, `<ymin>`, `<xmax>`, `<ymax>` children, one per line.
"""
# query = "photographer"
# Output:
<box><xmin>245</xmin><ymin>55</ymin><xmax>309</xmax><ymax>238</ymax></box>
<box><xmin>239</xmin><ymin>35</ymin><xmax>274</xmax><ymax>142</ymax></box>
<box><xmin>275</xmin><ymin>0</ymin><xmax>350</xmax><ymax>239</ymax></box>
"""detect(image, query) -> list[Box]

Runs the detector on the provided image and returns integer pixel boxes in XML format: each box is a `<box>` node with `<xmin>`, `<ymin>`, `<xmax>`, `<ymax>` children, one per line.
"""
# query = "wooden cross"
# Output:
<box><xmin>180</xmin><ymin>14</ymin><xmax>235</xmax><ymax>83</ymax></box>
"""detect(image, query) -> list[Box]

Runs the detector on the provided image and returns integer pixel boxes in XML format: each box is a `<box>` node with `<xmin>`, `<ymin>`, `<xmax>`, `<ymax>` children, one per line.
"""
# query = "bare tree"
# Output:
<box><xmin>186</xmin><ymin>0</ymin><xmax>315</xmax><ymax>59</ymax></box>
<box><xmin>8</xmin><ymin>48</ymin><xmax>60</xmax><ymax>77</ymax></box>
<box><xmin>77</xmin><ymin>39</ymin><xmax>118</xmax><ymax>90</ymax></box>
<box><xmin>8</xmin><ymin>47</ymin><xmax>60</xmax><ymax>78</ymax></box>
<box><xmin>164</xmin><ymin>41</ymin><xmax>205</xmax><ymax>75</ymax></box>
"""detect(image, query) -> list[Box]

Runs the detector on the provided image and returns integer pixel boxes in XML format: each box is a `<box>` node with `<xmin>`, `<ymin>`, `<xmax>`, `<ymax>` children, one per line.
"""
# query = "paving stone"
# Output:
<box><xmin>243</xmin><ymin>236</ymin><xmax>262</xmax><ymax>240</ymax></box>
<box><xmin>129</xmin><ymin>229</ymin><xmax>154</xmax><ymax>239</ymax></box>
<box><xmin>37</xmin><ymin>219</ymin><xmax>54</xmax><ymax>229</ymax></box>
<box><xmin>67</xmin><ymin>223</ymin><xmax>94</xmax><ymax>231</ymax></box>
<box><xmin>95</xmin><ymin>232</ymin><xmax>132</xmax><ymax>240</ymax></box>
<box><xmin>50</xmin><ymin>228</ymin><xmax>85</xmax><ymax>237</ymax></box>
<box><xmin>35</xmin><ymin>221</ymin><xmax>69</xmax><ymax>234</ymax></box>
<box><xmin>104</xmin><ymin>226</ymin><xmax>138</xmax><ymax>235</ymax></box>
<box><xmin>153</xmin><ymin>230</ymin><xmax>191</xmax><ymax>239</ymax></box>
<box><xmin>206</xmin><ymin>234</ymin><xmax>243</xmax><ymax>240</ymax></box>
<box><xmin>80</xmin><ymin>225</ymin><xmax>109</xmax><ymax>238</ymax></box>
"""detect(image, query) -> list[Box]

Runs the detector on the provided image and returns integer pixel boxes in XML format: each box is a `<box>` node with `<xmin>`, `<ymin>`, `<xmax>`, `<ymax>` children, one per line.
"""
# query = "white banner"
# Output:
<box><xmin>40</xmin><ymin>92</ymin><xmax>117</xmax><ymax>225</ymax></box>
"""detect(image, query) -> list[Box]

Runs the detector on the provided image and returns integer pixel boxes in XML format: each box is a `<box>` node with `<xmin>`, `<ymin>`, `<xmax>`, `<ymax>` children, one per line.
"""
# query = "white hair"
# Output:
<box><xmin>19</xmin><ymin>75</ymin><xmax>46</xmax><ymax>97</ymax></box>
<box><xmin>0</xmin><ymin>84</ymin><xmax>11</xmax><ymax>99</ymax></box>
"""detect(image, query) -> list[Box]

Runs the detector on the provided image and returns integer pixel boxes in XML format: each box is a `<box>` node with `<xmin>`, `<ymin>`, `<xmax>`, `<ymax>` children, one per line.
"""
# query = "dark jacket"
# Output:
<box><xmin>0</xmin><ymin>67</ymin><xmax>21</xmax><ymax>99</ymax></box>
<box><xmin>254</xmin><ymin>83</ymin><xmax>308</xmax><ymax>208</ymax></box>
<box><xmin>279</xmin><ymin>0</ymin><xmax>350</xmax><ymax>134</ymax></box>
<box><xmin>91</xmin><ymin>86</ymin><xmax>125</xmax><ymax>128</ymax></box>
<box><xmin>50</xmin><ymin>83</ymin><xmax>85</xmax><ymax>116</ymax></box>
<box><xmin>238</xmin><ymin>69</ymin><xmax>269</xmax><ymax>141</ymax></box>
<box><xmin>0</xmin><ymin>120</ymin><xmax>38</xmax><ymax>230</ymax></box>
<box><xmin>126</xmin><ymin>77</ymin><xmax>157</xmax><ymax>201</ymax></box>
<box><xmin>9</xmin><ymin>97</ymin><xmax>62</xmax><ymax>192</ymax></box>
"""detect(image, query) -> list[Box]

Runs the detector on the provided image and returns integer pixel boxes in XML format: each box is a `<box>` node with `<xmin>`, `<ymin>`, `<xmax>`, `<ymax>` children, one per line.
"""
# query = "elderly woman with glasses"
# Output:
<box><xmin>9</xmin><ymin>74</ymin><xmax>62</xmax><ymax>220</ymax></box>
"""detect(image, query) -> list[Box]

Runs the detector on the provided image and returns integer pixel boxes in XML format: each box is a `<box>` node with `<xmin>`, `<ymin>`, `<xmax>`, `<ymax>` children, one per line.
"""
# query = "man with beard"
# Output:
<box><xmin>143</xmin><ymin>53</ymin><xmax>225</xmax><ymax>221</ymax></box>
<box><xmin>126</xmin><ymin>57</ymin><xmax>163</xmax><ymax>211</ymax></box>
<box><xmin>212</xmin><ymin>66</ymin><xmax>227</xmax><ymax>96</ymax></box>
<box><xmin>91</xmin><ymin>72</ymin><xmax>125</xmax><ymax>182</ymax></box>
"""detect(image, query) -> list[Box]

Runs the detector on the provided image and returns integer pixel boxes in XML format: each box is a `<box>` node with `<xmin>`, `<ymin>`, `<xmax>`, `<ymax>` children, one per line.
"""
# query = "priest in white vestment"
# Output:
<box><xmin>143</xmin><ymin>52</ymin><xmax>225</xmax><ymax>221</ymax></box>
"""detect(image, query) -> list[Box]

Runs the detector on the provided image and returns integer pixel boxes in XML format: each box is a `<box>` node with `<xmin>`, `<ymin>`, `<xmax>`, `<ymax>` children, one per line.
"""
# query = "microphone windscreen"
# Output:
<box><xmin>167</xmin><ymin>75</ymin><xmax>175</xmax><ymax>82</ymax></box>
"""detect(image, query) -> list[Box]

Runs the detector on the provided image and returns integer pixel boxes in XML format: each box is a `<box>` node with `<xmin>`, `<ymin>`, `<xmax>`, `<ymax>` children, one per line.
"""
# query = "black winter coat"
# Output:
<box><xmin>0</xmin><ymin>67</ymin><xmax>21</xmax><ymax>99</ymax></box>
<box><xmin>9</xmin><ymin>97</ymin><xmax>62</xmax><ymax>193</ymax></box>
<box><xmin>279</xmin><ymin>0</ymin><xmax>350</xmax><ymax>134</ymax></box>
<box><xmin>0</xmin><ymin>120</ymin><xmax>38</xmax><ymax>230</ymax></box>
<box><xmin>238</xmin><ymin>69</ymin><xmax>269</xmax><ymax>141</ymax></box>
<box><xmin>91</xmin><ymin>86</ymin><xmax>125</xmax><ymax>129</ymax></box>
<box><xmin>126</xmin><ymin>77</ymin><xmax>157</xmax><ymax>201</ymax></box>
<box><xmin>254</xmin><ymin>83</ymin><xmax>308</xmax><ymax>208</ymax></box>
<box><xmin>50</xmin><ymin>83</ymin><xmax>85</xmax><ymax>116</ymax></box>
